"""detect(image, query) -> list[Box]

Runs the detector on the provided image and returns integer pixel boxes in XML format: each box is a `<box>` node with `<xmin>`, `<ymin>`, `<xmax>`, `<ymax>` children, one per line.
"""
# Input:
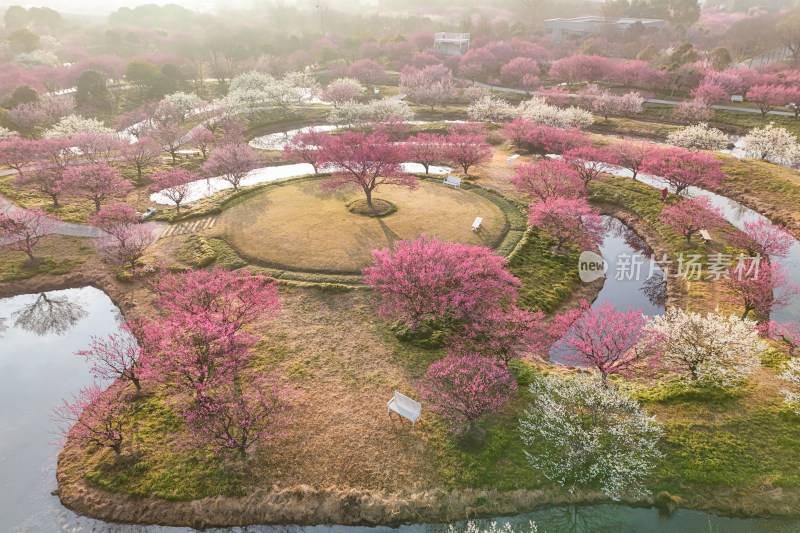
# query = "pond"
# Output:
<box><xmin>2</xmin><ymin>289</ymin><xmax>799</xmax><ymax>532</ymax></box>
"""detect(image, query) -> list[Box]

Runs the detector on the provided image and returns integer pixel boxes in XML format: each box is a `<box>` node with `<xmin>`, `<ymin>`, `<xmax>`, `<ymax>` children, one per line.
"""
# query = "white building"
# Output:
<box><xmin>434</xmin><ymin>32</ymin><xmax>470</xmax><ymax>56</ymax></box>
<box><xmin>544</xmin><ymin>17</ymin><xmax>664</xmax><ymax>42</ymax></box>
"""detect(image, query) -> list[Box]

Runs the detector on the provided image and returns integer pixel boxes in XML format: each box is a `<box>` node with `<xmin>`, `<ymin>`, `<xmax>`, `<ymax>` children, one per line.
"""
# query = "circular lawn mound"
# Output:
<box><xmin>211</xmin><ymin>178</ymin><xmax>508</xmax><ymax>273</ymax></box>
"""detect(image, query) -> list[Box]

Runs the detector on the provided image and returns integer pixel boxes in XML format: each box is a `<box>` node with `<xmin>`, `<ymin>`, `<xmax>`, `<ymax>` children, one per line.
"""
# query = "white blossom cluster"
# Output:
<box><xmin>159</xmin><ymin>91</ymin><xmax>204</xmax><ymax>121</ymax></box>
<box><xmin>519</xmin><ymin>373</ymin><xmax>663</xmax><ymax>500</ymax></box>
<box><xmin>781</xmin><ymin>358</ymin><xmax>800</xmax><ymax>415</ymax></box>
<box><xmin>222</xmin><ymin>70</ymin><xmax>320</xmax><ymax>117</ymax></box>
<box><xmin>741</xmin><ymin>122</ymin><xmax>800</xmax><ymax>166</ymax></box>
<box><xmin>327</xmin><ymin>98</ymin><xmax>414</xmax><ymax>126</ymax></box>
<box><xmin>647</xmin><ymin>308</ymin><xmax>764</xmax><ymax>388</ymax></box>
<box><xmin>467</xmin><ymin>94</ymin><xmax>594</xmax><ymax>128</ymax></box>
<box><xmin>44</xmin><ymin>114</ymin><xmax>115</xmax><ymax>138</ymax></box>
<box><xmin>0</xmin><ymin>126</ymin><xmax>17</xmax><ymax>140</ymax></box>
<box><xmin>666</xmin><ymin>122</ymin><xmax>730</xmax><ymax>151</ymax></box>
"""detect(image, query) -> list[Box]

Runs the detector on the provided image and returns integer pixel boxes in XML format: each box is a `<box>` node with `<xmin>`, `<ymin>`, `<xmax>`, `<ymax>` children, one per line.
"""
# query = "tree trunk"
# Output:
<box><xmin>365</xmin><ymin>188</ymin><xmax>373</xmax><ymax>208</ymax></box>
<box><xmin>423</xmin><ymin>163</ymin><xmax>430</xmax><ymax>174</ymax></box>
<box><xmin>132</xmin><ymin>377</ymin><xmax>141</xmax><ymax>391</ymax></box>
<box><xmin>686</xmin><ymin>233</ymin><xmax>693</xmax><ymax>244</ymax></box>
<box><xmin>50</xmin><ymin>194</ymin><xmax>60</xmax><ymax>208</ymax></box>
<box><xmin>95</xmin><ymin>199</ymin><xmax>102</xmax><ymax>212</ymax></box>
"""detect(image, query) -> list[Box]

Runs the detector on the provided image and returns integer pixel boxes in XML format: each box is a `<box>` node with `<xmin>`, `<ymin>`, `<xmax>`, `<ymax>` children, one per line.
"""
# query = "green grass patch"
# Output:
<box><xmin>0</xmin><ymin>236</ymin><xmax>88</xmax><ymax>282</ymax></box>
<box><xmin>0</xmin><ymin>175</ymin><xmax>96</xmax><ymax>224</ymax></box>
<box><xmin>506</xmin><ymin>227</ymin><xmax>581</xmax><ymax>313</ymax></box>
<box><xmin>176</xmin><ymin>234</ymin><xmax>218</xmax><ymax>268</ymax></box>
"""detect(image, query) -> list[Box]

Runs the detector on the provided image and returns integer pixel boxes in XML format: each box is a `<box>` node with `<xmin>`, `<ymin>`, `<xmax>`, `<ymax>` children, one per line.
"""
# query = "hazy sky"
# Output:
<box><xmin>0</xmin><ymin>0</ymin><xmax>247</xmax><ymax>16</ymax></box>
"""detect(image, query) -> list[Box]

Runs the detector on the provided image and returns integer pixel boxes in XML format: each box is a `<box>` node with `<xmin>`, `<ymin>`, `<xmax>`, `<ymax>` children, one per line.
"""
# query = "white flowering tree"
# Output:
<box><xmin>327</xmin><ymin>99</ymin><xmax>414</xmax><ymax>127</ymax></box>
<box><xmin>467</xmin><ymin>95</ymin><xmax>515</xmax><ymax>123</ymax></box>
<box><xmin>741</xmin><ymin>123</ymin><xmax>800</xmax><ymax>163</ymax></box>
<box><xmin>519</xmin><ymin>374</ymin><xmax>663</xmax><ymax>500</ymax></box>
<box><xmin>161</xmin><ymin>92</ymin><xmax>203</xmax><ymax>121</ymax></box>
<box><xmin>44</xmin><ymin>115</ymin><xmax>115</xmax><ymax>138</ymax></box>
<box><xmin>224</xmin><ymin>70</ymin><xmax>320</xmax><ymax>118</ymax></box>
<box><xmin>781</xmin><ymin>359</ymin><xmax>800</xmax><ymax>415</ymax></box>
<box><xmin>647</xmin><ymin>308</ymin><xmax>764</xmax><ymax>388</ymax></box>
<box><xmin>515</xmin><ymin>96</ymin><xmax>594</xmax><ymax>128</ymax></box>
<box><xmin>666</xmin><ymin>122</ymin><xmax>730</xmax><ymax>151</ymax></box>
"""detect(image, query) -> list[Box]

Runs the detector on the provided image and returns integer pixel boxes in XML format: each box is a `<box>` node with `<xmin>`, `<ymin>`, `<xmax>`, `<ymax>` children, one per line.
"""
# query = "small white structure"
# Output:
<box><xmin>472</xmin><ymin>217</ymin><xmax>483</xmax><ymax>232</ymax></box>
<box><xmin>175</xmin><ymin>149</ymin><xmax>202</xmax><ymax>160</ymax></box>
<box><xmin>506</xmin><ymin>154</ymin><xmax>520</xmax><ymax>167</ymax></box>
<box><xmin>731</xmin><ymin>95</ymin><xmax>744</xmax><ymax>103</ymax></box>
<box><xmin>699</xmin><ymin>229</ymin><xmax>712</xmax><ymax>243</ymax></box>
<box><xmin>387</xmin><ymin>391</ymin><xmax>421</xmax><ymax>428</ymax></box>
<box><xmin>434</xmin><ymin>32</ymin><xmax>470</xmax><ymax>56</ymax></box>
<box><xmin>443</xmin><ymin>175</ymin><xmax>462</xmax><ymax>188</ymax></box>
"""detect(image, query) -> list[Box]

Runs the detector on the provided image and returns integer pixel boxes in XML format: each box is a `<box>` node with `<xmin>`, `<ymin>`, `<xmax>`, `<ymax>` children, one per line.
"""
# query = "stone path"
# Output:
<box><xmin>157</xmin><ymin>216</ymin><xmax>218</xmax><ymax>240</ymax></box>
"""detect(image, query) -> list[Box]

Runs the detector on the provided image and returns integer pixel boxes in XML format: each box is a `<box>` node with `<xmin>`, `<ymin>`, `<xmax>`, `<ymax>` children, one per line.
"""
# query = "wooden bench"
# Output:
<box><xmin>387</xmin><ymin>391</ymin><xmax>421</xmax><ymax>428</ymax></box>
<box><xmin>443</xmin><ymin>175</ymin><xmax>461</xmax><ymax>188</ymax></box>
<box><xmin>472</xmin><ymin>216</ymin><xmax>483</xmax><ymax>232</ymax></box>
<box><xmin>699</xmin><ymin>229</ymin><xmax>712</xmax><ymax>243</ymax></box>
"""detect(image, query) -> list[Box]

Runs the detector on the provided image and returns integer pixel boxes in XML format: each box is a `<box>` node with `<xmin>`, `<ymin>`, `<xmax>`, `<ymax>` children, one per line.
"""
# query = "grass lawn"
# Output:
<box><xmin>210</xmin><ymin>178</ymin><xmax>509</xmax><ymax>273</ymax></box>
<box><xmin>0</xmin><ymin>235</ymin><xmax>91</xmax><ymax>282</ymax></box>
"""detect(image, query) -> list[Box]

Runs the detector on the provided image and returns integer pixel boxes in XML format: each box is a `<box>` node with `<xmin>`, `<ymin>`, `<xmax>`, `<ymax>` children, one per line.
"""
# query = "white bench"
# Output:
<box><xmin>699</xmin><ymin>229</ymin><xmax>712</xmax><ymax>243</ymax></box>
<box><xmin>387</xmin><ymin>391</ymin><xmax>421</xmax><ymax>428</ymax></box>
<box><xmin>443</xmin><ymin>175</ymin><xmax>461</xmax><ymax>188</ymax></box>
<box><xmin>506</xmin><ymin>154</ymin><xmax>520</xmax><ymax>166</ymax></box>
<box><xmin>472</xmin><ymin>217</ymin><xmax>483</xmax><ymax>232</ymax></box>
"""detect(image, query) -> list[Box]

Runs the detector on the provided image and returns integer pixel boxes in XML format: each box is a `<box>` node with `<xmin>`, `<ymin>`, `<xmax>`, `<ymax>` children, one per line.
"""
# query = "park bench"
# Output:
<box><xmin>387</xmin><ymin>391</ymin><xmax>421</xmax><ymax>428</ymax></box>
<box><xmin>472</xmin><ymin>217</ymin><xmax>483</xmax><ymax>232</ymax></box>
<box><xmin>443</xmin><ymin>175</ymin><xmax>461</xmax><ymax>188</ymax></box>
<box><xmin>699</xmin><ymin>229</ymin><xmax>712</xmax><ymax>243</ymax></box>
<box><xmin>506</xmin><ymin>154</ymin><xmax>520</xmax><ymax>166</ymax></box>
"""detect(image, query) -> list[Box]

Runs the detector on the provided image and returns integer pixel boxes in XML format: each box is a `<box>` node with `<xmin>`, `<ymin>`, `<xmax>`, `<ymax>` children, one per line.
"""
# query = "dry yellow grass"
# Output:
<box><xmin>211</xmin><ymin>179</ymin><xmax>507</xmax><ymax>273</ymax></box>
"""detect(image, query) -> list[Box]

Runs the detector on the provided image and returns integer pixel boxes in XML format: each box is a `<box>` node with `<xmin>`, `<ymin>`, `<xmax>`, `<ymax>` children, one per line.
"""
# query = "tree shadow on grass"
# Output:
<box><xmin>377</xmin><ymin>218</ymin><xmax>402</xmax><ymax>248</ymax></box>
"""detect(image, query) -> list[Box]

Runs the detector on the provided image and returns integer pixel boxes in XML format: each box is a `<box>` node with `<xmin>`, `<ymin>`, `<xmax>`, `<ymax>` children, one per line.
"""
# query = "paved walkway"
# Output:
<box><xmin>157</xmin><ymin>216</ymin><xmax>217</xmax><ymax>240</ymax></box>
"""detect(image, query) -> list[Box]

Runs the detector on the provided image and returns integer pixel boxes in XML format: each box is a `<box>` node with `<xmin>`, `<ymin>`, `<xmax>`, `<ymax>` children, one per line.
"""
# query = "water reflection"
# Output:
<box><xmin>641</xmin><ymin>272</ymin><xmax>667</xmax><ymax>308</ymax></box>
<box><xmin>604</xmin><ymin>217</ymin><xmax>652</xmax><ymax>259</ymax></box>
<box><xmin>12</xmin><ymin>292</ymin><xmax>87</xmax><ymax>336</ymax></box>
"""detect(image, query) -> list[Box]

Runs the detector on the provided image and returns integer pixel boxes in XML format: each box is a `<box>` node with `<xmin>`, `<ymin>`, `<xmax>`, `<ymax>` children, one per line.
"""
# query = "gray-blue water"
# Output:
<box><xmin>2</xmin><ymin>288</ymin><xmax>799</xmax><ymax>532</ymax></box>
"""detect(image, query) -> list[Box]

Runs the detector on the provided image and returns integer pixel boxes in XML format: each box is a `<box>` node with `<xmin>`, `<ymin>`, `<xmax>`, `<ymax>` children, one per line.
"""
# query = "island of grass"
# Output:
<box><xmin>180</xmin><ymin>176</ymin><xmax>516</xmax><ymax>274</ymax></box>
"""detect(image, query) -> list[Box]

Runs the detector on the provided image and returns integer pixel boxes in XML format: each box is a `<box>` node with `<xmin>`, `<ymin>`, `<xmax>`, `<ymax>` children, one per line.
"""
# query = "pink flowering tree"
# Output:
<box><xmin>406</xmin><ymin>133</ymin><xmax>446</xmax><ymax>174</ymax></box>
<box><xmin>730</xmin><ymin>219</ymin><xmax>794</xmax><ymax>259</ymax></box>
<box><xmin>726</xmin><ymin>259</ymin><xmax>800</xmax><ymax>320</ymax></box>
<box><xmin>612</xmin><ymin>139</ymin><xmax>655</xmax><ymax>180</ymax></box>
<box><xmin>89</xmin><ymin>203</ymin><xmax>153</xmax><ymax>268</ymax></box>
<box><xmin>202</xmin><ymin>143</ymin><xmax>260</xmax><ymax>191</ymax></box>
<box><xmin>641</xmin><ymin>147</ymin><xmax>725</xmax><ymax>195</ymax></box>
<box><xmin>363</xmin><ymin>235</ymin><xmax>520</xmax><ymax>333</ymax></box>
<box><xmin>561</xmin><ymin>146</ymin><xmax>619</xmax><ymax>185</ymax></box>
<box><xmin>51</xmin><ymin>381</ymin><xmax>132</xmax><ymax>455</ymax></box>
<box><xmin>282</xmin><ymin>128</ymin><xmax>328</xmax><ymax>174</ymax></box>
<box><xmin>77</xmin><ymin>321</ymin><xmax>143</xmax><ymax>390</ymax></box>
<box><xmin>318</xmin><ymin>130</ymin><xmax>415</xmax><ymax>208</ymax></box>
<box><xmin>153</xmin><ymin>122</ymin><xmax>186</xmax><ymax>162</ymax></box>
<box><xmin>528</xmin><ymin>196</ymin><xmax>604</xmax><ymax>251</ymax></box>
<box><xmin>0</xmin><ymin>137</ymin><xmax>38</xmax><ymax>177</ymax></box>
<box><xmin>0</xmin><ymin>207</ymin><xmax>59</xmax><ymax>261</ymax></box>
<box><xmin>150</xmin><ymin>168</ymin><xmax>198</xmax><ymax>212</ymax></box>
<box><xmin>548</xmin><ymin>54</ymin><xmax>611</xmax><ymax>88</ymax></box>
<box><xmin>15</xmin><ymin>138</ymin><xmax>75</xmax><ymax>207</ymax></box>
<box><xmin>502</xmin><ymin>119</ymin><xmax>589</xmax><ymax>154</ymax></box>
<box><xmin>320</xmin><ymin>79</ymin><xmax>364</xmax><ymax>107</ymax></box>
<box><xmin>120</xmin><ymin>137</ymin><xmax>161</xmax><ymax>183</ymax></box>
<box><xmin>142</xmin><ymin>268</ymin><xmax>280</xmax><ymax>398</ymax></box>
<box><xmin>746</xmin><ymin>85</ymin><xmax>794</xmax><ymax>117</ymax></box>
<box><xmin>500</xmin><ymin>57</ymin><xmax>540</xmax><ymax>90</ymax></box>
<box><xmin>447</xmin><ymin>306</ymin><xmax>552</xmax><ymax>364</ymax></box>
<box><xmin>71</xmin><ymin>132</ymin><xmax>125</xmax><ymax>165</ymax></box>
<box><xmin>400</xmin><ymin>64</ymin><xmax>457</xmax><ymax>110</ymax></box>
<box><xmin>760</xmin><ymin>321</ymin><xmax>800</xmax><ymax>355</ymax></box>
<box><xmin>659</xmin><ymin>196</ymin><xmax>726</xmax><ymax>244</ymax></box>
<box><xmin>511</xmin><ymin>159</ymin><xmax>586</xmax><ymax>202</ymax></box>
<box><xmin>673</xmin><ymin>98</ymin><xmax>714</xmax><ymax>124</ymax></box>
<box><xmin>443</xmin><ymin>124</ymin><xmax>492</xmax><ymax>175</ymax></box>
<box><xmin>347</xmin><ymin>59</ymin><xmax>387</xmax><ymax>86</ymax></box>
<box><xmin>553</xmin><ymin>299</ymin><xmax>662</xmax><ymax>386</ymax></box>
<box><xmin>187</xmin><ymin>128</ymin><xmax>215</xmax><ymax>159</ymax></box>
<box><xmin>690</xmin><ymin>81</ymin><xmax>729</xmax><ymax>104</ymax></box>
<box><xmin>180</xmin><ymin>374</ymin><xmax>293</xmax><ymax>460</ymax></box>
<box><xmin>419</xmin><ymin>355</ymin><xmax>517</xmax><ymax>440</ymax></box>
<box><xmin>60</xmin><ymin>163</ymin><xmax>134</xmax><ymax>212</ymax></box>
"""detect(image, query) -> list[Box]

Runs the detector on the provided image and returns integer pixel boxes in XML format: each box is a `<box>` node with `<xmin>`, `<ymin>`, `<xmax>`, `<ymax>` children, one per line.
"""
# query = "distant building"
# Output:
<box><xmin>434</xmin><ymin>32</ymin><xmax>470</xmax><ymax>56</ymax></box>
<box><xmin>543</xmin><ymin>17</ymin><xmax>665</xmax><ymax>42</ymax></box>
